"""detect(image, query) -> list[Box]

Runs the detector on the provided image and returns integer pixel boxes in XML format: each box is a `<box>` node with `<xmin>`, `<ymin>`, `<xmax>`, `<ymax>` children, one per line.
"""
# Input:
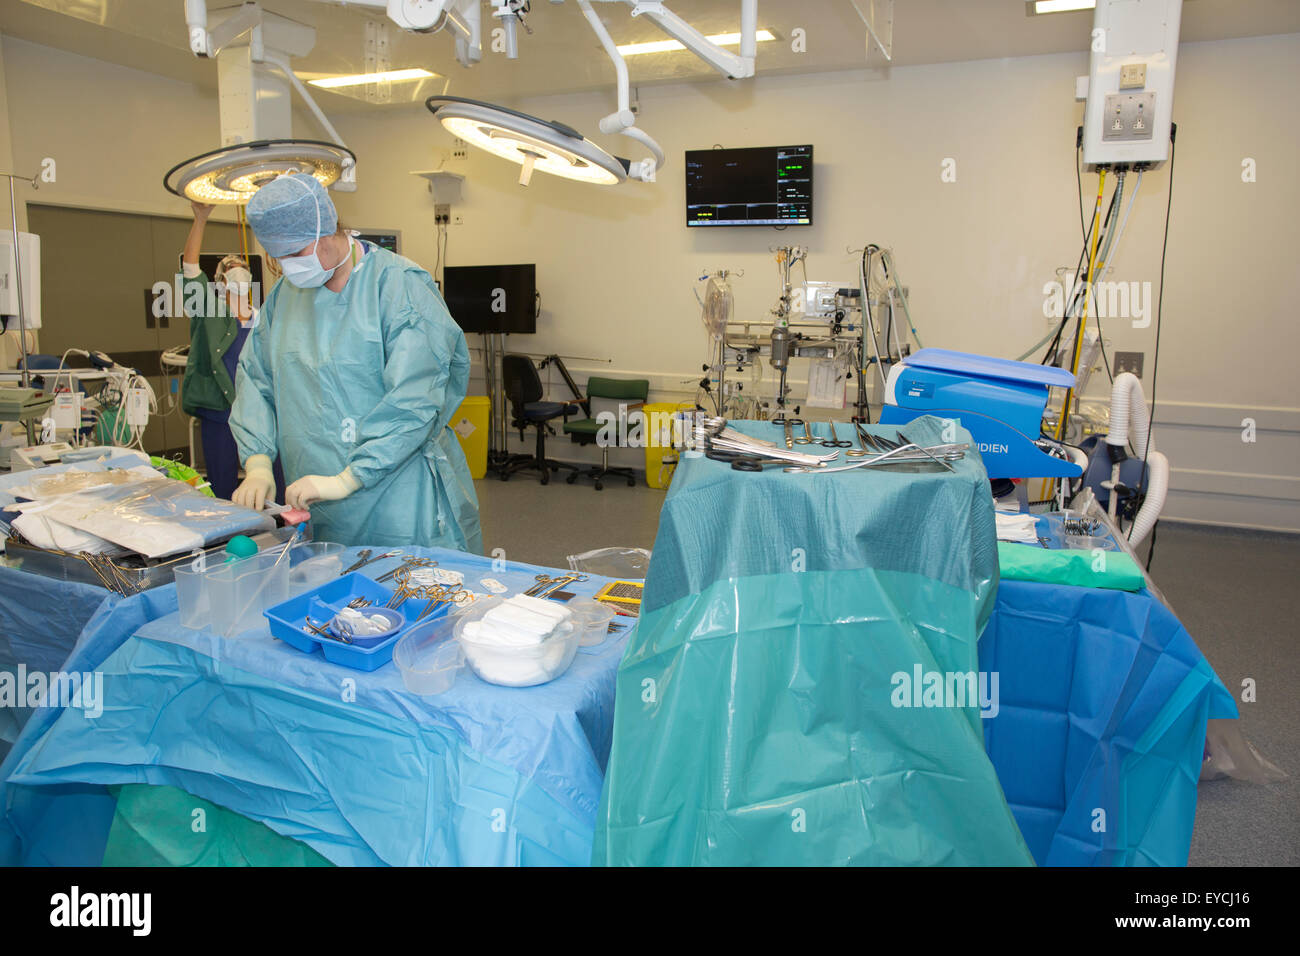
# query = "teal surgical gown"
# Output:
<box><xmin>230</xmin><ymin>242</ymin><xmax>482</xmax><ymax>553</ymax></box>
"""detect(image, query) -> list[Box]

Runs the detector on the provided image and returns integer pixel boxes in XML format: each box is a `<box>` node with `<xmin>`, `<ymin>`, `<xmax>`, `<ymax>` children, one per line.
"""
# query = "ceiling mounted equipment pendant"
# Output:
<box><xmin>425</xmin><ymin>96</ymin><xmax>628</xmax><ymax>187</ymax></box>
<box><xmin>163</xmin><ymin>139</ymin><xmax>356</xmax><ymax>205</ymax></box>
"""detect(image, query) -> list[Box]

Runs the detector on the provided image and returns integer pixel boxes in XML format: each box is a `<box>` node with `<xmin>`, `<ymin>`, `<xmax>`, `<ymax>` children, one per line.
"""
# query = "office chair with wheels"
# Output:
<box><xmin>499</xmin><ymin>353</ymin><xmax>580</xmax><ymax>485</ymax></box>
<box><xmin>563</xmin><ymin>376</ymin><xmax>649</xmax><ymax>491</ymax></box>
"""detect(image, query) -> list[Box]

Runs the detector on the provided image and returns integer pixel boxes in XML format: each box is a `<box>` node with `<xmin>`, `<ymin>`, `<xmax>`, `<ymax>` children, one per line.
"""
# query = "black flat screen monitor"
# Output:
<box><xmin>685</xmin><ymin>145</ymin><xmax>813</xmax><ymax>227</ymax></box>
<box><xmin>443</xmin><ymin>264</ymin><xmax>537</xmax><ymax>334</ymax></box>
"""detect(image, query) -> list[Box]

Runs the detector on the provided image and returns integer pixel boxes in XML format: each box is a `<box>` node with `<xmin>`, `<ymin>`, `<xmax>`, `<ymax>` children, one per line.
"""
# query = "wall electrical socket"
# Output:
<box><xmin>453</xmin><ymin>214</ymin><xmax>464</xmax><ymax>226</ymax></box>
<box><xmin>434</xmin><ymin>204</ymin><xmax>450</xmax><ymax>225</ymax></box>
<box><xmin>451</xmin><ymin>138</ymin><xmax>469</xmax><ymax>161</ymax></box>
<box><xmin>1113</xmin><ymin>351</ymin><xmax>1144</xmax><ymax>378</ymax></box>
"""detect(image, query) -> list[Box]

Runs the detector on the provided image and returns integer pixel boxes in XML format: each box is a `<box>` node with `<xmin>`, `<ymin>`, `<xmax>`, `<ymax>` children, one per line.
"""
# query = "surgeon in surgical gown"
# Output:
<box><xmin>229</xmin><ymin>172</ymin><xmax>482</xmax><ymax>553</ymax></box>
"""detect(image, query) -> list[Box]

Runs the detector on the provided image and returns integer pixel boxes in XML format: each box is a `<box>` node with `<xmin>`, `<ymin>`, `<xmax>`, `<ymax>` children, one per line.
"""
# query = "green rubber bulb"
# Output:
<box><xmin>225</xmin><ymin>535</ymin><xmax>259</xmax><ymax>562</ymax></box>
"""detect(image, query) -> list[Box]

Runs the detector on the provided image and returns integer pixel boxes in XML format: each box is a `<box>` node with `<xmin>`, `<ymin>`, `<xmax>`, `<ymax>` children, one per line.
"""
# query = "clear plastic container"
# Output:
<box><xmin>288</xmin><ymin>541</ymin><xmax>346</xmax><ymax>591</ymax></box>
<box><xmin>454</xmin><ymin>595</ymin><xmax>579</xmax><ymax>688</ymax></box>
<box><xmin>568</xmin><ymin>599</ymin><xmax>616</xmax><ymax>647</ymax></box>
<box><xmin>1064</xmin><ymin>534</ymin><xmax>1117</xmax><ymax>552</ymax></box>
<box><xmin>174</xmin><ymin>548</ymin><xmax>291</xmax><ymax>637</ymax></box>
<box><xmin>393</xmin><ymin>613</ymin><xmax>465</xmax><ymax>695</ymax></box>
<box><xmin>566</xmin><ymin>547</ymin><xmax>651</xmax><ymax>580</ymax></box>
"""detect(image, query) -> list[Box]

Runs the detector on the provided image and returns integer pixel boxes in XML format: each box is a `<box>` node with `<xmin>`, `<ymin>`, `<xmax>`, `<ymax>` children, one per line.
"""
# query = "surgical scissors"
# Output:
<box><xmin>795</xmin><ymin>421</ymin><xmax>815</xmax><ymax>444</ymax></box>
<box><xmin>821</xmin><ymin>422</ymin><xmax>852</xmax><ymax>449</ymax></box>
<box><xmin>706</xmin><ymin>447</ymin><xmax>787</xmax><ymax>472</ymax></box>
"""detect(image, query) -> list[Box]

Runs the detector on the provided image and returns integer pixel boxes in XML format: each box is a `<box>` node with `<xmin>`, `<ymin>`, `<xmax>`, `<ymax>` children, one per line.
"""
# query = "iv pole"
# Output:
<box><xmin>2</xmin><ymin>170</ymin><xmax>38</xmax><ymax>444</ymax></box>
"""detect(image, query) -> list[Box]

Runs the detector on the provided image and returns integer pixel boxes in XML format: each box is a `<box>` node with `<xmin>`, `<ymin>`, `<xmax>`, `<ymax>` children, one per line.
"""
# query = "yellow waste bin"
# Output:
<box><xmin>643</xmin><ymin>402</ymin><xmax>694</xmax><ymax>489</ymax></box>
<box><xmin>450</xmin><ymin>396</ymin><xmax>491</xmax><ymax>479</ymax></box>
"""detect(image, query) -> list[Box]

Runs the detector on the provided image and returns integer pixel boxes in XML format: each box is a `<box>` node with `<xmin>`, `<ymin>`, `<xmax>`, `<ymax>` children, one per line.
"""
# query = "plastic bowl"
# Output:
<box><xmin>568</xmin><ymin>599</ymin><xmax>616</xmax><ymax>647</ymax></box>
<box><xmin>454</xmin><ymin>595</ymin><xmax>579</xmax><ymax>687</ymax></box>
<box><xmin>330</xmin><ymin>606</ymin><xmax>404</xmax><ymax>647</ymax></box>
<box><xmin>393</xmin><ymin>612</ymin><xmax>464</xmax><ymax>695</ymax></box>
<box><xmin>289</xmin><ymin>541</ymin><xmax>346</xmax><ymax>591</ymax></box>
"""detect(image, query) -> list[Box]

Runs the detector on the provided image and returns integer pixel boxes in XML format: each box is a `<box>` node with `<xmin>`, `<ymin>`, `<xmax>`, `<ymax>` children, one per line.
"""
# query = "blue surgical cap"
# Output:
<box><xmin>246</xmin><ymin>173</ymin><xmax>338</xmax><ymax>258</ymax></box>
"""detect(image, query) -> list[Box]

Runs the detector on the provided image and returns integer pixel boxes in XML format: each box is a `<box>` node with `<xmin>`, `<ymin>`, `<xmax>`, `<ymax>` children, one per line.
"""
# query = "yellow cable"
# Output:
<box><xmin>236</xmin><ymin>205</ymin><xmax>249</xmax><ymax>263</ymax></box>
<box><xmin>1043</xmin><ymin>168</ymin><xmax>1106</xmax><ymax>500</ymax></box>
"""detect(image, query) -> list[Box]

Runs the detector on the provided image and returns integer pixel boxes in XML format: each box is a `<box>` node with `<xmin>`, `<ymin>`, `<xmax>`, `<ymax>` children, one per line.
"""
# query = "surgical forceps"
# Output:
<box><xmin>527</xmin><ymin>572</ymin><xmax>588</xmax><ymax>599</ymax></box>
<box><xmin>375</xmin><ymin>556</ymin><xmax>437</xmax><ymax>583</ymax></box>
<box><xmin>414</xmin><ymin>583</ymin><xmax>476</xmax><ymax>622</ymax></box>
<box><xmin>794</xmin><ymin>421</ymin><xmax>816</xmax><ymax>444</ymax></box>
<box><xmin>343</xmin><ymin>549</ymin><xmax>401</xmax><ymax>575</ymax></box>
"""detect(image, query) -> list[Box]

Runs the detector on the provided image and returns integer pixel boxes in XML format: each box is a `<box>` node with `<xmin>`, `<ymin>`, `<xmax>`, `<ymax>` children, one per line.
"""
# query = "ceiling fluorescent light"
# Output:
<box><xmin>1029</xmin><ymin>1</ymin><xmax>1096</xmax><ymax>13</ymax></box>
<box><xmin>616</xmin><ymin>29</ymin><xmax>776</xmax><ymax>57</ymax></box>
<box><xmin>309</xmin><ymin>69</ymin><xmax>437</xmax><ymax>89</ymax></box>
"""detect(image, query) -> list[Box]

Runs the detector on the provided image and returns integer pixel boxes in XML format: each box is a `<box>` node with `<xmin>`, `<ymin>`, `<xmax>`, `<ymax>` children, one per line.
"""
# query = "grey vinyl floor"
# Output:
<box><xmin>474</xmin><ymin>474</ymin><xmax>1298</xmax><ymax>865</ymax></box>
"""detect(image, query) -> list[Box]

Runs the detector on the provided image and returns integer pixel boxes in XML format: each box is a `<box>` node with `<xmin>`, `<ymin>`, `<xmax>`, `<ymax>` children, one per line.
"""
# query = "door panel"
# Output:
<box><xmin>25</xmin><ymin>205</ymin><xmax>259</xmax><ymax>465</ymax></box>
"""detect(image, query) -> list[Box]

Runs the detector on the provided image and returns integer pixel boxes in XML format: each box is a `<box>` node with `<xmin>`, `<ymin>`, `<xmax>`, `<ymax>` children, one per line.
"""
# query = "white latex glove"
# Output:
<box><xmin>285</xmin><ymin>467</ymin><xmax>361</xmax><ymax>511</ymax></box>
<box><xmin>232</xmin><ymin>454</ymin><xmax>276</xmax><ymax>511</ymax></box>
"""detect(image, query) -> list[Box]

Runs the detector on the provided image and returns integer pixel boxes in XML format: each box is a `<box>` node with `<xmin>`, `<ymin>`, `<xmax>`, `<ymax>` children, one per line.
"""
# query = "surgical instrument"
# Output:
<box><xmin>795</xmin><ymin>421</ymin><xmax>815</xmax><ymax>444</ymax></box>
<box><xmin>375</xmin><ymin>556</ymin><xmax>437</xmax><ymax>583</ymax></box>
<box><xmin>1062</xmin><ymin>515</ymin><xmax>1103</xmax><ymax>536</ymax></box>
<box><xmin>783</xmin><ymin>442</ymin><xmax>931</xmax><ymax>474</ymax></box>
<box><xmin>822</xmin><ymin>422</ymin><xmax>853</xmax><ymax>449</ymax></box>
<box><xmin>343</xmin><ymin>549</ymin><xmax>372</xmax><ymax>573</ymax></box>
<box><xmin>524</xmin><ymin>574</ymin><xmax>561</xmax><ymax>597</ymax></box>
<box><xmin>895</xmin><ymin>430</ymin><xmax>955</xmax><ymax>472</ymax></box>
<box><xmin>304</xmin><ymin>615</ymin><xmax>344</xmax><ymax>642</ymax></box>
<box><xmin>705</xmin><ymin>447</ymin><xmax>790</xmax><ymax>472</ymax></box>
<box><xmin>343</xmin><ymin>549</ymin><xmax>401</xmax><ymax>575</ymax></box>
<box><xmin>532</xmin><ymin>573</ymin><xmax>588</xmax><ymax>599</ymax></box>
<box><xmin>699</xmin><ymin>422</ymin><xmax>839</xmax><ymax>468</ymax></box>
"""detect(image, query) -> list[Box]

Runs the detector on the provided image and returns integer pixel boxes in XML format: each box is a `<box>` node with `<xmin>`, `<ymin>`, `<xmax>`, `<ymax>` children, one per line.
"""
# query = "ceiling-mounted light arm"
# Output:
<box><xmin>622</xmin><ymin>0</ymin><xmax>757</xmax><ymax>80</ymax></box>
<box><xmin>579</xmin><ymin>0</ymin><xmax>663</xmax><ymax>182</ymax></box>
<box><xmin>449</xmin><ymin>1</ymin><xmax>482</xmax><ymax>67</ymax></box>
<box><xmin>187</xmin><ymin>0</ymin><xmax>265</xmax><ymax>57</ymax></box>
<box><xmin>257</xmin><ymin>51</ymin><xmax>355</xmax><ymax>188</ymax></box>
<box><xmin>258</xmin><ymin>53</ymin><xmax>345</xmax><ymax>151</ymax></box>
<box><xmin>304</xmin><ymin>0</ymin><xmax>482</xmax><ymax>66</ymax></box>
<box><xmin>849</xmin><ymin>0</ymin><xmax>894</xmax><ymax>63</ymax></box>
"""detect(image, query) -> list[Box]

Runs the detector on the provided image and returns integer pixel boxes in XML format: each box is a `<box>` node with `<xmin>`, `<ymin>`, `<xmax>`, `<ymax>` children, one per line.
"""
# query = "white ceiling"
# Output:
<box><xmin>3</xmin><ymin>0</ymin><xmax>1299</xmax><ymax>111</ymax></box>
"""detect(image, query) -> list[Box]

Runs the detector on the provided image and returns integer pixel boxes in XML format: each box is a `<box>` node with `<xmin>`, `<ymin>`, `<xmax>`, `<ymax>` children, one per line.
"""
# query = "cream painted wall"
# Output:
<box><xmin>324</xmin><ymin>33</ymin><xmax>1299</xmax><ymax>528</ymax></box>
<box><xmin>2</xmin><ymin>31</ymin><xmax>1296</xmax><ymax>527</ymax></box>
<box><xmin>0</xmin><ymin>34</ymin><xmax>25</xmax><ymax>371</ymax></box>
<box><xmin>328</xmin><ymin>34</ymin><xmax>1300</xmax><ymax>408</ymax></box>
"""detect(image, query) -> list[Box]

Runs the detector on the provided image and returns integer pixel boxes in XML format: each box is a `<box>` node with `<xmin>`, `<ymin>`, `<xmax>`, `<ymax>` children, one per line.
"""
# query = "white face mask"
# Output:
<box><xmin>279</xmin><ymin>240</ymin><xmax>347</xmax><ymax>289</ymax></box>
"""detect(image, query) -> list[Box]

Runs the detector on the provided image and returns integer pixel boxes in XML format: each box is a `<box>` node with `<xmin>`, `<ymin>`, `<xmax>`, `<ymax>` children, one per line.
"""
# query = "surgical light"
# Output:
<box><xmin>426</xmin><ymin>97</ymin><xmax>626</xmax><ymax>187</ymax></box>
<box><xmin>308</xmin><ymin>68</ymin><xmax>438</xmax><ymax>89</ymax></box>
<box><xmin>616</xmin><ymin>29</ymin><xmax>775</xmax><ymax>57</ymax></box>
<box><xmin>163</xmin><ymin>139</ymin><xmax>356</xmax><ymax>205</ymax></box>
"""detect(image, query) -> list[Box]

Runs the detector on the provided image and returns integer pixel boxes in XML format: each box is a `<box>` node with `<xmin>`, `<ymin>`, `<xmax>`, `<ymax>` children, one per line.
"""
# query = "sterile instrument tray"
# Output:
<box><xmin>3</xmin><ymin>525</ymin><xmax>303</xmax><ymax>593</ymax></box>
<box><xmin>265</xmin><ymin>573</ymin><xmax>449</xmax><ymax>672</ymax></box>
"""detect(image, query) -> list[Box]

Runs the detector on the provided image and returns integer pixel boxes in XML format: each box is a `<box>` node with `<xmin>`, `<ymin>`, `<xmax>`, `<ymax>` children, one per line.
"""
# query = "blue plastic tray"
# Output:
<box><xmin>264</xmin><ymin>572</ymin><xmax>450</xmax><ymax>672</ymax></box>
